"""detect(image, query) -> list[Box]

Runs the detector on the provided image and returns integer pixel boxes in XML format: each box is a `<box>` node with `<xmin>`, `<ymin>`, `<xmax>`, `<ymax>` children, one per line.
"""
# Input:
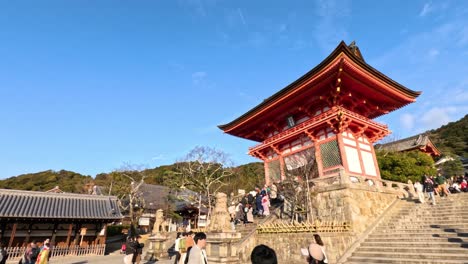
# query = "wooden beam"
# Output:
<box><xmin>8</xmin><ymin>223</ymin><xmax>17</xmax><ymax>247</ymax></box>
<box><xmin>66</xmin><ymin>223</ymin><xmax>73</xmax><ymax>246</ymax></box>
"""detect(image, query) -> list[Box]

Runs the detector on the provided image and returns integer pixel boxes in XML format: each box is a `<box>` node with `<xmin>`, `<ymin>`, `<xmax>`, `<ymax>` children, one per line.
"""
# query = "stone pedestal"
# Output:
<box><xmin>206</xmin><ymin>231</ymin><xmax>242</xmax><ymax>264</ymax></box>
<box><xmin>145</xmin><ymin>233</ymin><xmax>169</xmax><ymax>261</ymax></box>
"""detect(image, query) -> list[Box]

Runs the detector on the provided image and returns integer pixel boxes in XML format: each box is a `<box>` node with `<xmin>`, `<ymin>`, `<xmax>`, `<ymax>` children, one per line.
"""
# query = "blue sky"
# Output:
<box><xmin>0</xmin><ymin>0</ymin><xmax>467</xmax><ymax>179</ymax></box>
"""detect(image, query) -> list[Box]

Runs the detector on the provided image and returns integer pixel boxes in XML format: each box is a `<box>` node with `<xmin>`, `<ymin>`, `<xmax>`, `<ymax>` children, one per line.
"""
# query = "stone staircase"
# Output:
<box><xmin>345</xmin><ymin>192</ymin><xmax>468</xmax><ymax>264</ymax></box>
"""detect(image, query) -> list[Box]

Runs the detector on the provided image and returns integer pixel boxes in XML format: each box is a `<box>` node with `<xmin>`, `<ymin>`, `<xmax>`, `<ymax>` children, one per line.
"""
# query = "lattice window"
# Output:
<box><xmin>267</xmin><ymin>159</ymin><xmax>281</xmax><ymax>182</ymax></box>
<box><xmin>320</xmin><ymin>140</ymin><xmax>342</xmax><ymax>168</ymax></box>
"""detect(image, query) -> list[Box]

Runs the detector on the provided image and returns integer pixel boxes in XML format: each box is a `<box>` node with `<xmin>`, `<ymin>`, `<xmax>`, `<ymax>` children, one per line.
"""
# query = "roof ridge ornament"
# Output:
<box><xmin>347</xmin><ymin>40</ymin><xmax>365</xmax><ymax>61</ymax></box>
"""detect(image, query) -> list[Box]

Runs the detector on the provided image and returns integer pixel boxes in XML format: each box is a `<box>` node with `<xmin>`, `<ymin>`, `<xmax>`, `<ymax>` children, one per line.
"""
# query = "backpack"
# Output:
<box><xmin>31</xmin><ymin>248</ymin><xmax>39</xmax><ymax>260</ymax></box>
<box><xmin>178</xmin><ymin>238</ymin><xmax>186</xmax><ymax>253</ymax></box>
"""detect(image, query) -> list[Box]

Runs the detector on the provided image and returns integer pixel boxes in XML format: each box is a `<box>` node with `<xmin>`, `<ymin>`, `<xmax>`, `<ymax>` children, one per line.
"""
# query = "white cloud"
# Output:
<box><xmin>237</xmin><ymin>8</ymin><xmax>247</xmax><ymax>26</ymax></box>
<box><xmin>151</xmin><ymin>155</ymin><xmax>165</xmax><ymax>161</ymax></box>
<box><xmin>428</xmin><ymin>48</ymin><xmax>439</xmax><ymax>58</ymax></box>
<box><xmin>313</xmin><ymin>0</ymin><xmax>351</xmax><ymax>52</ymax></box>
<box><xmin>279</xmin><ymin>24</ymin><xmax>287</xmax><ymax>33</ymax></box>
<box><xmin>420</xmin><ymin>107</ymin><xmax>457</xmax><ymax>130</ymax></box>
<box><xmin>400</xmin><ymin>113</ymin><xmax>415</xmax><ymax>130</ymax></box>
<box><xmin>420</xmin><ymin>2</ymin><xmax>433</xmax><ymax>17</ymax></box>
<box><xmin>192</xmin><ymin>71</ymin><xmax>207</xmax><ymax>85</ymax></box>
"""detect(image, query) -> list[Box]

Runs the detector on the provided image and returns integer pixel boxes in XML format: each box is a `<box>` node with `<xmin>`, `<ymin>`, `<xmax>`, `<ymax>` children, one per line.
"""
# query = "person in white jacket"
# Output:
<box><xmin>187</xmin><ymin>232</ymin><xmax>208</xmax><ymax>264</ymax></box>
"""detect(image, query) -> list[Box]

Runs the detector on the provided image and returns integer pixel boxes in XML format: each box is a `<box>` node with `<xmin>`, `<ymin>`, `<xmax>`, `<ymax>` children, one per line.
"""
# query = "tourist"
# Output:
<box><xmin>187</xmin><ymin>232</ymin><xmax>208</xmax><ymax>264</ymax></box>
<box><xmin>413</xmin><ymin>181</ymin><xmax>425</xmax><ymax>203</ymax></box>
<box><xmin>424</xmin><ymin>176</ymin><xmax>436</xmax><ymax>205</ymax></box>
<box><xmin>131</xmin><ymin>235</ymin><xmax>144</xmax><ymax>264</ymax></box>
<box><xmin>461</xmin><ymin>179</ymin><xmax>467</xmax><ymax>192</ymax></box>
<box><xmin>235</xmin><ymin>202</ymin><xmax>245</xmax><ymax>225</ymax></box>
<box><xmin>307</xmin><ymin>234</ymin><xmax>328</xmax><ymax>264</ymax></box>
<box><xmin>124</xmin><ymin>237</ymin><xmax>135</xmax><ymax>264</ymax></box>
<box><xmin>27</xmin><ymin>241</ymin><xmax>39</xmax><ymax>264</ymax></box>
<box><xmin>246</xmin><ymin>204</ymin><xmax>254</xmax><ymax>224</ymax></box>
<box><xmin>262</xmin><ymin>194</ymin><xmax>270</xmax><ymax>216</ymax></box>
<box><xmin>0</xmin><ymin>242</ymin><xmax>8</xmax><ymax>264</ymax></box>
<box><xmin>35</xmin><ymin>242</ymin><xmax>50</xmax><ymax>264</ymax></box>
<box><xmin>251</xmin><ymin>244</ymin><xmax>277</xmax><ymax>264</ymax></box>
<box><xmin>173</xmin><ymin>233</ymin><xmax>182</xmax><ymax>264</ymax></box>
<box><xmin>255</xmin><ymin>189</ymin><xmax>263</xmax><ymax>215</ymax></box>
<box><xmin>436</xmin><ymin>173</ymin><xmax>450</xmax><ymax>197</ymax></box>
<box><xmin>269</xmin><ymin>183</ymin><xmax>278</xmax><ymax>203</ymax></box>
<box><xmin>178</xmin><ymin>232</ymin><xmax>188</xmax><ymax>264</ymax></box>
<box><xmin>228</xmin><ymin>202</ymin><xmax>236</xmax><ymax>221</ymax></box>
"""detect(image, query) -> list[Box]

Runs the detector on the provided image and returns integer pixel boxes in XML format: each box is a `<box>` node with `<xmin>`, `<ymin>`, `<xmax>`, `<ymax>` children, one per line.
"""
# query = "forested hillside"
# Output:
<box><xmin>0</xmin><ymin>162</ymin><xmax>265</xmax><ymax>195</ymax></box>
<box><xmin>0</xmin><ymin>170</ymin><xmax>94</xmax><ymax>193</ymax></box>
<box><xmin>428</xmin><ymin>114</ymin><xmax>468</xmax><ymax>158</ymax></box>
<box><xmin>1</xmin><ymin>114</ymin><xmax>465</xmax><ymax>192</ymax></box>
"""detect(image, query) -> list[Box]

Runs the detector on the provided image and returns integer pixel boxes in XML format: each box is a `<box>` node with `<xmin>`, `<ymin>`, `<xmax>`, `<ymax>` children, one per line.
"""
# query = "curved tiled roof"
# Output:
<box><xmin>375</xmin><ymin>134</ymin><xmax>440</xmax><ymax>156</ymax></box>
<box><xmin>218</xmin><ymin>41</ymin><xmax>421</xmax><ymax>133</ymax></box>
<box><xmin>0</xmin><ymin>189</ymin><xmax>122</xmax><ymax>220</ymax></box>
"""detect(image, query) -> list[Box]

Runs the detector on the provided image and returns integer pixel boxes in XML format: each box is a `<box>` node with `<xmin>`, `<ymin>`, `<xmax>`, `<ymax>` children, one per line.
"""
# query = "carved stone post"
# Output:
<box><xmin>145</xmin><ymin>209</ymin><xmax>169</xmax><ymax>260</ymax></box>
<box><xmin>205</xmin><ymin>193</ymin><xmax>241</xmax><ymax>263</ymax></box>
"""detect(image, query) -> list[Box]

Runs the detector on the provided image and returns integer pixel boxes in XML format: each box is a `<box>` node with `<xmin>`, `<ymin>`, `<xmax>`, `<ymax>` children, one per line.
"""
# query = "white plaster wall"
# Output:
<box><xmin>345</xmin><ymin>146</ymin><xmax>362</xmax><ymax>173</ymax></box>
<box><xmin>361</xmin><ymin>150</ymin><xmax>377</xmax><ymax>176</ymax></box>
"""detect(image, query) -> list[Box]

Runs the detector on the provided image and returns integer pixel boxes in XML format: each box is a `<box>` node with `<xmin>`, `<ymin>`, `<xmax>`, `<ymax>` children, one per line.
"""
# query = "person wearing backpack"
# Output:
<box><xmin>35</xmin><ymin>242</ymin><xmax>50</xmax><ymax>264</ymax></box>
<box><xmin>178</xmin><ymin>233</ymin><xmax>188</xmax><ymax>264</ymax></box>
<box><xmin>25</xmin><ymin>241</ymin><xmax>39</xmax><ymax>264</ymax></box>
<box><xmin>0</xmin><ymin>242</ymin><xmax>8</xmax><ymax>264</ymax></box>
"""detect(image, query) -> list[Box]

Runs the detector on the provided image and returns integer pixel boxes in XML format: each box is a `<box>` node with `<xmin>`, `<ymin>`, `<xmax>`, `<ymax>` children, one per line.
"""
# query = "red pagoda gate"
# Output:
<box><xmin>219</xmin><ymin>41</ymin><xmax>420</xmax><ymax>185</ymax></box>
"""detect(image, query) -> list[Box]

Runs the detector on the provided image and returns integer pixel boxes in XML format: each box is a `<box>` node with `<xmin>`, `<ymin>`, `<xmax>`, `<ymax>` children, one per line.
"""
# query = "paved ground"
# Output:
<box><xmin>47</xmin><ymin>254</ymin><xmax>173</xmax><ymax>264</ymax></box>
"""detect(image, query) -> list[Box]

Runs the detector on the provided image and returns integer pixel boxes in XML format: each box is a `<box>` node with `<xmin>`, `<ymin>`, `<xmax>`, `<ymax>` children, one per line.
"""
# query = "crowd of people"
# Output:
<box><xmin>227</xmin><ymin>183</ymin><xmax>282</xmax><ymax>226</ymax></box>
<box><xmin>413</xmin><ymin>173</ymin><xmax>468</xmax><ymax>205</ymax></box>
<box><xmin>168</xmin><ymin>232</ymin><xmax>207</xmax><ymax>264</ymax></box>
<box><xmin>250</xmin><ymin>234</ymin><xmax>328</xmax><ymax>264</ymax></box>
<box><xmin>0</xmin><ymin>238</ymin><xmax>52</xmax><ymax>264</ymax></box>
<box><xmin>123</xmin><ymin>235</ymin><xmax>144</xmax><ymax>264</ymax></box>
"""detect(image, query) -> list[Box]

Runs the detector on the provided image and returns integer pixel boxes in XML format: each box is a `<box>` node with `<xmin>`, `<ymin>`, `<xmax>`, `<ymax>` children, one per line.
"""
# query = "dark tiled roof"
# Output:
<box><xmin>218</xmin><ymin>41</ymin><xmax>421</xmax><ymax>132</ymax></box>
<box><xmin>376</xmin><ymin>134</ymin><xmax>440</xmax><ymax>155</ymax></box>
<box><xmin>138</xmin><ymin>184</ymin><xmax>208</xmax><ymax>213</ymax></box>
<box><xmin>0</xmin><ymin>189</ymin><xmax>122</xmax><ymax>220</ymax></box>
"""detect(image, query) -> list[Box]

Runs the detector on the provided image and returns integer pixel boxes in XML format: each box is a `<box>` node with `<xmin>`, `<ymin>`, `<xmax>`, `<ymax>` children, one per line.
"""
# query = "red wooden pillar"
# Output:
<box><xmin>263</xmin><ymin>161</ymin><xmax>270</xmax><ymax>185</ymax></box>
<box><xmin>65</xmin><ymin>224</ymin><xmax>73</xmax><ymax>246</ymax></box>
<box><xmin>8</xmin><ymin>223</ymin><xmax>17</xmax><ymax>247</ymax></box>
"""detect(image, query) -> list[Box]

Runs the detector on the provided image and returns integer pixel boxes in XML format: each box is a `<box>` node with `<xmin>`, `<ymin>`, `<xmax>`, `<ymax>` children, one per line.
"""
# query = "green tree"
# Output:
<box><xmin>376</xmin><ymin>150</ymin><xmax>437</xmax><ymax>183</ymax></box>
<box><xmin>174</xmin><ymin>146</ymin><xmax>234</xmax><ymax>220</ymax></box>
<box><xmin>440</xmin><ymin>159</ymin><xmax>464</xmax><ymax>177</ymax></box>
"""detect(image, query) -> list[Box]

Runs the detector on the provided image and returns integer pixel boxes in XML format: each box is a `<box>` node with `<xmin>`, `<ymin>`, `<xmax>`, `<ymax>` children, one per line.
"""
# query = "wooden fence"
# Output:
<box><xmin>6</xmin><ymin>244</ymin><xmax>106</xmax><ymax>261</ymax></box>
<box><xmin>257</xmin><ymin>220</ymin><xmax>351</xmax><ymax>234</ymax></box>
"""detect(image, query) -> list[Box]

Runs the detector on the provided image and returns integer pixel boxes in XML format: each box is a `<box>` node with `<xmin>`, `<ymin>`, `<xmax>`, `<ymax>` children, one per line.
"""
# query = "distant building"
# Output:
<box><xmin>0</xmin><ymin>188</ymin><xmax>122</xmax><ymax>247</ymax></box>
<box><xmin>375</xmin><ymin>134</ymin><xmax>441</xmax><ymax>157</ymax></box>
<box><xmin>135</xmin><ymin>184</ymin><xmax>208</xmax><ymax>231</ymax></box>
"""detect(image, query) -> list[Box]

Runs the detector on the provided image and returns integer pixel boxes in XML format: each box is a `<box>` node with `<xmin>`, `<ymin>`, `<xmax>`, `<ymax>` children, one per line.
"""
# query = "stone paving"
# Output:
<box><xmin>46</xmin><ymin>254</ymin><xmax>173</xmax><ymax>264</ymax></box>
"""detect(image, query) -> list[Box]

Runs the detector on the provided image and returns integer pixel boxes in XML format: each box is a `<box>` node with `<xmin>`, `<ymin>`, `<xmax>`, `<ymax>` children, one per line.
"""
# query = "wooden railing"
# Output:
<box><xmin>5</xmin><ymin>244</ymin><xmax>106</xmax><ymax>261</ymax></box>
<box><xmin>257</xmin><ymin>220</ymin><xmax>351</xmax><ymax>234</ymax></box>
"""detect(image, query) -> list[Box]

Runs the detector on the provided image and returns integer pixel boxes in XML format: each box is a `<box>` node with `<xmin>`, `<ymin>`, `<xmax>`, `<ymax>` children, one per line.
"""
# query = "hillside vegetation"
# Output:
<box><xmin>428</xmin><ymin>114</ymin><xmax>467</xmax><ymax>158</ymax></box>
<box><xmin>1</xmin><ymin>114</ymin><xmax>465</xmax><ymax>192</ymax></box>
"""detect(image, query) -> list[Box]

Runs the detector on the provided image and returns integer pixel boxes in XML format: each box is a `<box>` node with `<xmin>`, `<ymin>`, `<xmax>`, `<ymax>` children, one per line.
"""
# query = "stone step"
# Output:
<box><xmin>365</xmin><ymin>237</ymin><xmax>468</xmax><ymax>243</ymax></box>
<box><xmin>360</xmin><ymin>241</ymin><xmax>468</xmax><ymax>249</ymax></box>
<box><xmin>377</xmin><ymin>223</ymin><xmax>468</xmax><ymax>228</ymax></box>
<box><xmin>346</xmin><ymin>256</ymin><xmax>468</xmax><ymax>264</ymax></box>
<box><xmin>357</xmin><ymin>246</ymin><xmax>468</xmax><ymax>254</ymax></box>
<box><xmin>351</xmin><ymin>251</ymin><xmax>468</xmax><ymax>261</ymax></box>
<box><xmin>382</xmin><ymin>218</ymin><xmax>468</xmax><ymax>225</ymax></box>
<box><xmin>375</xmin><ymin>227</ymin><xmax>468</xmax><ymax>234</ymax></box>
<box><xmin>369</xmin><ymin>232</ymin><xmax>468</xmax><ymax>239</ymax></box>
<box><xmin>393</xmin><ymin>210</ymin><xmax>468</xmax><ymax>216</ymax></box>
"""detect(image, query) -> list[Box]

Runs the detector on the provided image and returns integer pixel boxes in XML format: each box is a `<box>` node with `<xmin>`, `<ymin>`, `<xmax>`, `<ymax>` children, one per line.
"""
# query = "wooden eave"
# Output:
<box><xmin>248</xmin><ymin>106</ymin><xmax>389</xmax><ymax>155</ymax></box>
<box><xmin>218</xmin><ymin>41</ymin><xmax>421</xmax><ymax>140</ymax></box>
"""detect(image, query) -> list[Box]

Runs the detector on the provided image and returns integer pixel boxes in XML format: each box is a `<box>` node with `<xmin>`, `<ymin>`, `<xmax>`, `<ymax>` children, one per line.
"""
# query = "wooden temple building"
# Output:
<box><xmin>219</xmin><ymin>41</ymin><xmax>421</xmax><ymax>184</ymax></box>
<box><xmin>0</xmin><ymin>188</ymin><xmax>122</xmax><ymax>248</ymax></box>
<box><xmin>375</xmin><ymin>134</ymin><xmax>441</xmax><ymax>157</ymax></box>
